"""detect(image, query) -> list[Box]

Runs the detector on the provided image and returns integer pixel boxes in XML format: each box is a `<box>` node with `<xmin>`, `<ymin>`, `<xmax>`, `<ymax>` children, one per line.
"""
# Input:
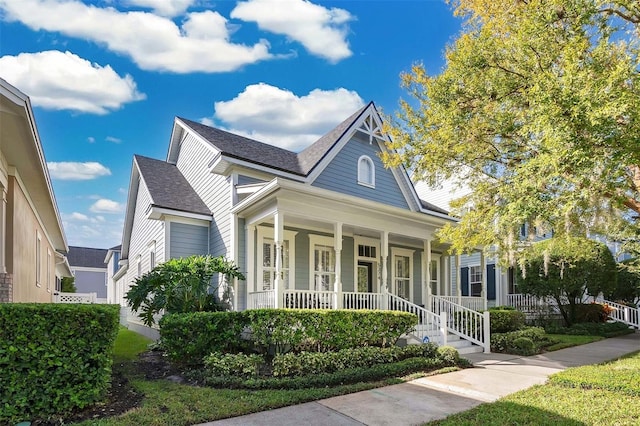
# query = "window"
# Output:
<box><xmin>36</xmin><ymin>232</ymin><xmax>42</xmax><ymax>287</ymax></box>
<box><xmin>149</xmin><ymin>241</ymin><xmax>156</xmax><ymax>270</ymax></box>
<box><xmin>355</xmin><ymin>237</ymin><xmax>380</xmax><ymax>294</ymax></box>
<box><xmin>392</xmin><ymin>248</ymin><xmax>413</xmax><ymax>300</ymax></box>
<box><xmin>47</xmin><ymin>248</ymin><xmax>52</xmax><ymax>292</ymax></box>
<box><xmin>430</xmin><ymin>259</ymin><xmax>439</xmax><ymax>295</ymax></box>
<box><xmin>357</xmin><ymin>155</ymin><xmax>375</xmax><ymax>187</ymax></box>
<box><xmin>469</xmin><ymin>265</ymin><xmax>482</xmax><ymax>297</ymax></box>
<box><xmin>309</xmin><ymin>235</ymin><xmax>335</xmax><ymax>291</ymax></box>
<box><xmin>136</xmin><ymin>256</ymin><xmax>142</xmax><ymax>277</ymax></box>
<box><xmin>358</xmin><ymin>244</ymin><xmax>377</xmax><ymax>259</ymax></box>
<box><xmin>257</xmin><ymin>228</ymin><xmax>296</xmax><ymax>291</ymax></box>
<box><xmin>113</xmin><ymin>251</ymin><xmax>120</xmax><ymax>275</ymax></box>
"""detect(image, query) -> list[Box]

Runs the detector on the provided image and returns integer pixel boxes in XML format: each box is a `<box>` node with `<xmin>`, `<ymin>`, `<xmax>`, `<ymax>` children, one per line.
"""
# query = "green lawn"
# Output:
<box><xmin>543</xmin><ymin>333</ymin><xmax>605</xmax><ymax>351</ymax></box>
<box><xmin>427</xmin><ymin>351</ymin><xmax>640</xmax><ymax>426</ymax></box>
<box><xmin>113</xmin><ymin>326</ymin><xmax>153</xmax><ymax>362</ymax></box>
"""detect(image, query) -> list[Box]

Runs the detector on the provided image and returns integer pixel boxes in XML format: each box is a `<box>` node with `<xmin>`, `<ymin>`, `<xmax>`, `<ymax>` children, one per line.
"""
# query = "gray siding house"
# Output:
<box><xmin>67</xmin><ymin>246</ymin><xmax>108</xmax><ymax>301</ymax></box>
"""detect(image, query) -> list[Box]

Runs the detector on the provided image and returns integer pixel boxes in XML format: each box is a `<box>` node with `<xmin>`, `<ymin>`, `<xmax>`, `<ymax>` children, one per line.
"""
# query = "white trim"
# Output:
<box><xmin>209</xmin><ymin>154</ymin><xmax>306</xmax><ymax>182</ymax></box>
<box><xmin>309</xmin><ymin>234</ymin><xmax>335</xmax><ymax>291</ymax></box>
<box><xmin>353</xmin><ymin>236</ymin><xmax>380</xmax><ymax>294</ymax></box>
<box><xmin>147</xmin><ymin>206</ymin><xmax>212</xmax><ymax>222</ymax></box>
<box><xmin>257</xmin><ymin>226</ymin><xmax>297</xmax><ymax>291</ymax></box>
<box><xmin>47</xmin><ymin>247</ymin><xmax>52</xmax><ymax>292</ymax></box>
<box><xmin>468</xmin><ymin>264</ymin><xmax>483</xmax><ymax>297</ymax></box>
<box><xmin>164</xmin><ymin>221</ymin><xmax>171</xmax><ymax>260</ymax></box>
<box><xmin>391</xmin><ymin>247</ymin><xmax>414</xmax><ymax>301</ymax></box>
<box><xmin>357</xmin><ymin>155</ymin><xmax>375</xmax><ymax>188</ymax></box>
<box><xmin>36</xmin><ymin>230</ymin><xmax>42</xmax><ymax>287</ymax></box>
<box><xmin>70</xmin><ymin>266</ymin><xmax>108</xmax><ymax>273</ymax></box>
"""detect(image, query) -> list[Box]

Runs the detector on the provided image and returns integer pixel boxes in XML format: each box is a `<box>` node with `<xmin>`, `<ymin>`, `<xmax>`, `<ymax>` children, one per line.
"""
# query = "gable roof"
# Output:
<box><xmin>176</xmin><ymin>103</ymin><xmax>370</xmax><ymax>177</ymax></box>
<box><xmin>68</xmin><ymin>246</ymin><xmax>108</xmax><ymax>269</ymax></box>
<box><xmin>135</xmin><ymin>155</ymin><xmax>211</xmax><ymax>216</ymax></box>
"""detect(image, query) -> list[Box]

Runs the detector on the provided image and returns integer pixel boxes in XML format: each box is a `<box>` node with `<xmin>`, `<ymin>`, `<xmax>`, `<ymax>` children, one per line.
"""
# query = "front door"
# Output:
<box><xmin>357</xmin><ymin>261</ymin><xmax>373</xmax><ymax>293</ymax></box>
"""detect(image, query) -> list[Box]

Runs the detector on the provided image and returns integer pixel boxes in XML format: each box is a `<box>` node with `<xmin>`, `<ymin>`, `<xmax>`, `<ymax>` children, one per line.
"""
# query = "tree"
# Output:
<box><xmin>384</xmin><ymin>0</ymin><xmax>640</xmax><ymax>264</ymax></box>
<box><xmin>60</xmin><ymin>276</ymin><xmax>76</xmax><ymax>293</ymax></box>
<box><xmin>611</xmin><ymin>259</ymin><xmax>640</xmax><ymax>305</ymax></box>
<box><xmin>125</xmin><ymin>255</ymin><xmax>245</xmax><ymax>327</ymax></box>
<box><xmin>517</xmin><ymin>236</ymin><xmax>617</xmax><ymax>326</ymax></box>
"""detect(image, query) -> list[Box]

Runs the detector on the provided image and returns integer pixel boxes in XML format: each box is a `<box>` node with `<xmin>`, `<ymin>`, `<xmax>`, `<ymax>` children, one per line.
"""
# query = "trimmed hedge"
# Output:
<box><xmin>488</xmin><ymin>308</ymin><xmax>525</xmax><ymax>333</ymax></box>
<box><xmin>490</xmin><ymin>326</ymin><xmax>548</xmax><ymax>355</ymax></box>
<box><xmin>0</xmin><ymin>303</ymin><xmax>120</xmax><ymax>422</ymax></box>
<box><xmin>545</xmin><ymin>321</ymin><xmax>633</xmax><ymax>337</ymax></box>
<box><xmin>160</xmin><ymin>312</ymin><xmax>250</xmax><ymax>365</ymax></box>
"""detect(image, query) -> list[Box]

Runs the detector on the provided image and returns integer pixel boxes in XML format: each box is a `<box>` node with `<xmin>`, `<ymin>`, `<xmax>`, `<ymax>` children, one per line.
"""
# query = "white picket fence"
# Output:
<box><xmin>53</xmin><ymin>292</ymin><xmax>98</xmax><ymax>304</ymax></box>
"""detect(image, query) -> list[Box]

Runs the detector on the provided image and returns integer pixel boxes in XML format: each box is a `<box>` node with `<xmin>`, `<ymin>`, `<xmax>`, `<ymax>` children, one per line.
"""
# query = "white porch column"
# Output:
<box><xmin>480</xmin><ymin>251</ymin><xmax>488</xmax><ymax>310</ymax></box>
<box><xmin>381</xmin><ymin>230</ymin><xmax>389</xmax><ymax>310</ymax></box>
<box><xmin>456</xmin><ymin>254</ymin><xmax>462</xmax><ymax>304</ymax></box>
<box><xmin>423</xmin><ymin>239</ymin><xmax>432</xmax><ymax>310</ymax></box>
<box><xmin>334</xmin><ymin>222</ymin><xmax>343</xmax><ymax>309</ymax></box>
<box><xmin>274</xmin><ymin>212</ymin><xmax>284</xmax><ymax>309</ymax></box>
<box><xmin>246</xmin><ymin>225</ymin><xmax>256</xmax><ymax>305</ymax></box>
<box><xmin>0</xmin><ymin>187</ymin><xmax>6</xmax><ymax>273</ymax></box>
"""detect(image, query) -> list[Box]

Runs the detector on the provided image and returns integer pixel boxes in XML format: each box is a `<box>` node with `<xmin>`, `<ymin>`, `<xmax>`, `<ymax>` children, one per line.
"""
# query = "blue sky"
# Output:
<box><xmin>0</xmin><ymin>0</ymin><xmax>462</xmax><ymax>249</ymax></box>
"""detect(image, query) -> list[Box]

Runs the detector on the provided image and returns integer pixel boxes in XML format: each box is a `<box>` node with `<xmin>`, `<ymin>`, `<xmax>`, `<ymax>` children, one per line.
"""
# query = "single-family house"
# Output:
<box><xmin>0</xmin><ymin>78</ymin><xmax>71</xmax><ymax>303</ymax></box>
<box><xmin>113</xmin><ymin>103</ymin><xmax>492</xmax><ymax>351</ymax></box>
<box><xmin>67</xmin><ymin>246</ymin><xmax>108</xmax><ymax>302</ymax></box>
<box><xmin>104</xmin><ymin>244</ymin><xmax>122</xmax><ymax>305</ymax></box>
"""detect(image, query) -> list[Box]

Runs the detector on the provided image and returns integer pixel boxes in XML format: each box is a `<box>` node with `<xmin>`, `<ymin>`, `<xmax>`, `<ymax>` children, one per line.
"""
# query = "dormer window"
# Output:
<box><xmin>357</xmin><ymin>155</ymin><xmax>375</xmax><ymax>188</ymax></box>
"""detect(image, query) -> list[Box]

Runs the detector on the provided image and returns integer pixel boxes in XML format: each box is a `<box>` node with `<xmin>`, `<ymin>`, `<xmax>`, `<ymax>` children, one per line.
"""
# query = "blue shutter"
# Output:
<box><xmin>461</xmin><ymin>267</ymin><xmax>469</xmax><ymax>296</ymax></box>
<box><xmin>487</xmin><ymin>264</ymin><xmax>496</xmax><ymax>301</ymax></box>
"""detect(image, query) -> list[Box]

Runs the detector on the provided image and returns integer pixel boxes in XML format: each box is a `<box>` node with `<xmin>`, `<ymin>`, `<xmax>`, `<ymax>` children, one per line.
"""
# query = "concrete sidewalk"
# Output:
<box><xmin>197</xmin><ymin>332</ymin><xmax>639</xmax><ymax>426</ymax></box>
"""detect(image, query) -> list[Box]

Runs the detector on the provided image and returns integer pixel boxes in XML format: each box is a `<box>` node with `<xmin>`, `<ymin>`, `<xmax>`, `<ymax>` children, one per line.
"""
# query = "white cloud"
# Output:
<box><xmin>231</xmin><ymin>0</ymin><xmax>353</xmax><ymax>62</ymax></box>
<box><xmin>87</xmin><ymin>136</ymin><xmax>95</xmax><ymax>143</ymax></box>
<box><xmin>89</xmin><ymin>198</ymin><xmax>124</xmax><ymax>214</ymax></box>
<box><xmin>48</xmin><ymin>162</ymin><xmax>112</xmax><ymax>180</ymax></box>
<box><xmin>105</xmin><ymin>136</ymin><xmax>122</xmax><ymax>144</ymax></box>
<box><xmin>125</xmin><ymin>0</ymin><xmax>194</xmax><ymax>17</ymax></box>
<box><xmin>62</xmin><ymin>212</ymin><xmax>122</xmax><ymax>248</ymax></box>
<box><xmin>0</xmin><ymin>50</ymin><xmax>145</xmax><ymax>114</ymax></box>
<box><xmin>0</xmin><ymin>0</ymin><xmax>272</xmax><ymax>73</ymax></box>
<box><xmin>210</xmin><ymin>83</ymin><xmax>364</xmax><ymax>151</ymax></box>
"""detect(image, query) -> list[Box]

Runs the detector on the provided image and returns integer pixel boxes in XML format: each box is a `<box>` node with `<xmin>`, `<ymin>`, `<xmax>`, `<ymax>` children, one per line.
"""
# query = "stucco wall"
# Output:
<box><xmin>7</xmin><ymin>176</ymin><xmax>56</xmax><ymax>302</ymax></box>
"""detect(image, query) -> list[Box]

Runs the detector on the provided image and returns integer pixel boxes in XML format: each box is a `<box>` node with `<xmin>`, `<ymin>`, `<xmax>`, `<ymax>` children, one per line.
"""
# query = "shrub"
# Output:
<box><xmin>0</xmin><ymin>304</ymin><xmax>120</xmax><ymax>423</ymax></box>
<box><xmin>489</xmin><ymin>308</ymin><xmax>526</xmax><ymax>333</ymax></box>
<box><xmin>203</xmin><ymin>352</ymin><xmax>264</xmax><ymax>378</ymax></box>
<box><xmin>491</xmin><ymin>326</ymin><xmax>547</xmax><ymax>354</ymax></box>
<box><xmin>573</xmin><ymin>303</ymin><xmax>610</xmax><ymax>323</ymax></box>
<box><xmin>436</xmin><ymin>346</ymin><xmax>460</xmax><ymax>366</ymax></box>
<box><xmin>511</xmin><ymin>337</ymin><xmax>536</xmax><ymax>355</ymax></box>
<box><xmin>159</xmin><ymin>311</ymin><xmax>250</xmax><ymax>365</ymax></box>
<box><xmin>545</xmin><ymin>321</ymin><xmax>632</xmax><ymax>337</ymax></box>
<box><xmin>610</xmin><ymin>262</ymin><xmax>640</xmax><ymax>305</ymax></box>
<box><xmin>245</xmin><ymin>309</ymin><xmax>417</xmax><ymax>354</ymax></box>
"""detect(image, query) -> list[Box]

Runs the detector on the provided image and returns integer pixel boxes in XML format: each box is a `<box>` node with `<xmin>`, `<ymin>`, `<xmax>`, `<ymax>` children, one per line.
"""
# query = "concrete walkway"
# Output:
<box><xmin>197</xmin><ymin>332</ymin><xmax>639</xmax><ymax>426</ymax></box>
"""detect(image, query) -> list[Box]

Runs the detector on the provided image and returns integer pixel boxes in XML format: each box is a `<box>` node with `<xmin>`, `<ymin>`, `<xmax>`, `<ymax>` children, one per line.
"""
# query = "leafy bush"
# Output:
<box><xmin>437</xmin><ymin>346</ymin><xmax>460</xmax><ymax>365</ymax></box>
<box><xmin>159</xmin><ymin>312</ymin><xmax>250</xmax><ymax>365</ymax></box>
<box><xmin>545</xmin><ymin>321</ymin><xmax>633</xmax><ymax>337</ymax></box>
<box><xmin>512</xmin><ymin>337</ymin><xmax>536</xmax><ymax>355</ymax></box>
<box><xmin>271</xmin><ymin>344</ymin><xmax>438</xmax><ymax>377</ymax></box>
<box><xmin>126</xmin><ymin>255</ymin><xmax>245</xmax><ymax>327</ymax></box>
<box><xmin>0</xmin><ymin>304</ymin><xmax>120</xmax><ymax>422</ymax></box>
<box><xmin>245</xmin><ymin>309</ymin><xmax>417</xmax><ymax>354</ymax></box>
<box><xmin>204</xmin><ymin>352</ymin><xmax>264</xmax><ymax>378</ymax></box>
<box><xmin>573</xmin><ymin>303</ymin><xmax>610</xmax><ymax>323</ymax></box>
<box><xmin>610</xmin><ymin>262</ymin><xmax>640</xmax><ymax>306</ymax></box>
<box><xmin>491</xmin><ymin>326</ymin><xmax>547</xmax><ymax>354</ymax></box>
<box><xmin>489</xmin><ymin>308</ymin><xmax>526</xmax><ymax>333</ymax></box>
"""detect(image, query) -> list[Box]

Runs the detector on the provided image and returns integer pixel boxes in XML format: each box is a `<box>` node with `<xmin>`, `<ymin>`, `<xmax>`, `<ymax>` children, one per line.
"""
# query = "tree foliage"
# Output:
<box><xmin>125</xmin><ymin>255</ymin><xmax>245</xmax><ymax>327</ymax></box>
<box><xmin>612</xmin><ymin>259</ymin><xmax>640</xmax><ymax>305</ymax></box>
<box><xmin>517</xmin><ymin>236</ymin><xmax>617</xmax><ymax>325</ymax></box>
<box><xmin>60</xmin><ymin>276</ymin><xmax>76</xmax><ymax>293</ymax></box>
<box><xmin>385</xmin><ymin>0</ymin><xmax>640</xmax><ymax>263</ymax></box>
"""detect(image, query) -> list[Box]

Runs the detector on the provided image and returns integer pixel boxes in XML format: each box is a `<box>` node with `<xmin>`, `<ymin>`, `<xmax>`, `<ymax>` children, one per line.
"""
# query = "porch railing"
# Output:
<box><xmin>387</xmin><ymin>293</ymin><xmax>447</xmax><ymax>345</ymax></box>
<box><xmin>432</xmin><ymin>295</ymin><xmax>490</xmax><ymax>353</ymax></box>
<box><xmin>284</xmin><ymin>289</ymin><xmax>336</xmax><ymax>309</ymax></box>
<box><xmin>54</xmin><ymin>292</ymin><xmax>97</xmax><ymax>304</ymax></box>
<box><xmin>437</xmin><ymin>295</ymin><xmax>485</xmax><ymax>311</ymax></box>
<box><xmin>343</xmin><ymin>292</ymin><xmax>384</xmax><ymax>310</ymax></box>
<box><xmin>247</xmin><ymin>290</ymin><xmax>276</xmax><ymax>309</ymax></box>
<box><xmin>506</xmin><ymin>293</ymin><xmax>560</xmax><ymax>312</ymax></box>
<box><xmin>588</xmin><ymin>297</ymin><xmax>639</xmax><ymax>329</ymax></box>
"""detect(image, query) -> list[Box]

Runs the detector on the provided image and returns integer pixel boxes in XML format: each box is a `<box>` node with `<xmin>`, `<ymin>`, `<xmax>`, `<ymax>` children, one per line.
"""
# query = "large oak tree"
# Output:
<box><xmin>385</xmin><ymin>0</ymin><xmax>640</xmax><ymax>264</ymax></box>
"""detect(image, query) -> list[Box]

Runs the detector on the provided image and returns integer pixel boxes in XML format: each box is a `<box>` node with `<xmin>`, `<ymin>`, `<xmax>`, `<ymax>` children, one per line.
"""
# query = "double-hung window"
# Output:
<box><xmin>392</xmin><ymin>248</ymin><xmax>413</xmax><ymax>300</ymax></box>
<box><xmin>258</xmin><ymin>228</ymin><xmax>296</xmax><ymax>291</ymax></box>
<box><xmin>309</xmin><ymin>235</ymin><xmax>335</xmax><ymax>292</ymax></box>
<box><xmin>469</xmin><ymin>265</ymin><xmax>482</xmax><ymax>297</ymax></box>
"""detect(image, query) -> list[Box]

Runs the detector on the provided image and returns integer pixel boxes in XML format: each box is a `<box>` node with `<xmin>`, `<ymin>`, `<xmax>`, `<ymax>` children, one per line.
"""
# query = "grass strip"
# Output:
<box><xmin>543</xmin><ymin>334</ymin><xmax>604</xmax><ymax>351</ymax></box>
<box><xmin>113</xmin><ymin>326</ymin><xmax>153</xmax><ymax>362</ymax></box>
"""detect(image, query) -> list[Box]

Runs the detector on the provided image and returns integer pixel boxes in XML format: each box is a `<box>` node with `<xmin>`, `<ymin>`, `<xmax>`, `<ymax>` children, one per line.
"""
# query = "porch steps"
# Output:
<box><xmin>400</xmin><ymin>330</ymin><xmax>483</xmax><ymax>355</ymax></box>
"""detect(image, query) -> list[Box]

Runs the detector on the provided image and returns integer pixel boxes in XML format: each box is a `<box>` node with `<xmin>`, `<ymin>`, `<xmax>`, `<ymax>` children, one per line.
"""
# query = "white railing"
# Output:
<box><xmin>284</xmin><ymin>289</ymin><xmax>335</xmax><ymax>309</ymax></box>
<box><xmin>343</xmin><ymin>292</ymin><xmax>383</xmax><ymax>310</ymax></box>
<box><xmin>506</xmin><ymin>293</ymin><xmax>562</xmax><ymax>312</ymax></box>
<box><xmin>387</xmin><ymin>294</ymin><xmax>447</xmax><ymax>346</ymax></box>
<box><xmin>54</xmin><ymin>292</ymin><xmax>97</xmax><ymax>304</ymax></box>
<box><xmin>432</xmin><ymin>295</ymin><xmax>490</xmax><ymax>353</ymax></box>
<box><xmin>591</xmin><ymin>297</ymin><xmax>639</xmax><ymax>329</ymax></box>
<box><xmin>437</xmin><ymin>295</ymin><xmax>485</xmax><ymax>311</ymax></box>
<box><xmin>247</xmin><ymin>290</ymin><xmax>275</xmax><ymax>309</ymax></box>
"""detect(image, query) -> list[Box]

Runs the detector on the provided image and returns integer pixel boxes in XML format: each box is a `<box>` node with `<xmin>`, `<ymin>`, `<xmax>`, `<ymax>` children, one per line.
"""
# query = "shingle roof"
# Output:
<box><xmin>177</xmin><ymin>103</ymin><xmax>370</xmax><ymax>177</ymax></box>
<box><xmin>135</xmin><ymin>155</ymin><xmax>211</xmax><ymax>216</ymax></box>
<box><xmin>68</xmin><ymin>246</ymin><xmax>108</xmax><ymax>268</ymax></box>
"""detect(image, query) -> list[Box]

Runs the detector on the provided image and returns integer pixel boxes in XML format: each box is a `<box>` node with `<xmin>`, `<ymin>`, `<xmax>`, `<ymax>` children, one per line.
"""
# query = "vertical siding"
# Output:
<box><xmin>169</xmin><ymin>222</ymin><xmax>209</xmax><ymax>258</ymax></box>
<box><xmin>174</xmin><ymin>133</ymin><xmax>231</xmax><ymax>258</ymax></box>
<box><xmin>125</xmin><ymin>180</ymin><xmax>165</xmax><ymax>299</ymax></box>
<box><xmin>312</xmin><ymin>137</ymin><xmax>409</xmax><ymax>209</ymax></box>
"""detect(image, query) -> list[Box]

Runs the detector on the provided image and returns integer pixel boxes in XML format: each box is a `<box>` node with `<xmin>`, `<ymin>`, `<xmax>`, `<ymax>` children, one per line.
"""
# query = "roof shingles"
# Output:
<box><xmin>67</xmin><ymin>246</ymin><xmax>108</xmax><ymax>268</ymax></box>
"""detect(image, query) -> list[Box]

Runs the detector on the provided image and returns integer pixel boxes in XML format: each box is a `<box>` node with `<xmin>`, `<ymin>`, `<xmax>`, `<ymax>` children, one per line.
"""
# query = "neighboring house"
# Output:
<box><xmin>67</xmin><ymin>246</ymin><xmax>108</xmax><ymax>302</ymax></box>
<box><xmin>0</xmin><ymin>78</ymin><xmax>72</xmax><ymax>303</ymax></box>
<box><xmin>113</xmin><ymin>103</ymin><xmax>496</xmax><ymax>343</ymax></box>
<box><xmin>104</xmin><ymin>244</ymin><xmax>121</xmax><ymax>305</ymax></box>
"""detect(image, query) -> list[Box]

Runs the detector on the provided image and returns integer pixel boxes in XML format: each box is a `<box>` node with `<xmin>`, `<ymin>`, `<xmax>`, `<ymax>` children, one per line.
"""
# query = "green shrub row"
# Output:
<box><xmin>545</xmin><ymin>321</ymin><xmax>633</xmax><ymax>337</ymax></box>
<box><xmin>198</xmin><ymin>355</ymin><xmax>460</xmax><ymax>390</ymax></box>
<box><xmin>488</xmin><ymin>308</ymin><xmax>525</xmax><ymax>333</ymax></box>
<box><xmin>204</xmin><ymin>352</ymin><xmax>264</xmax><ymax>378</ymax></box>
<box><xmin>0</xmin><ymin>304</ymin><xmax>120</xmax><ymax>422</ymax></box>
<box><xmin>271</xmin><ymin>343</ymin><xmax>439</xmax><ymax>377</ymax></box>
<box><xmin>490</xmin><ymin>326</ymin><xmax>548</xmax><ymax>355</ymax></box>
<box><xmin>160</xmin><ymin>309</ymin><xmax>418</xmax><ymax>364</ymax></box>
